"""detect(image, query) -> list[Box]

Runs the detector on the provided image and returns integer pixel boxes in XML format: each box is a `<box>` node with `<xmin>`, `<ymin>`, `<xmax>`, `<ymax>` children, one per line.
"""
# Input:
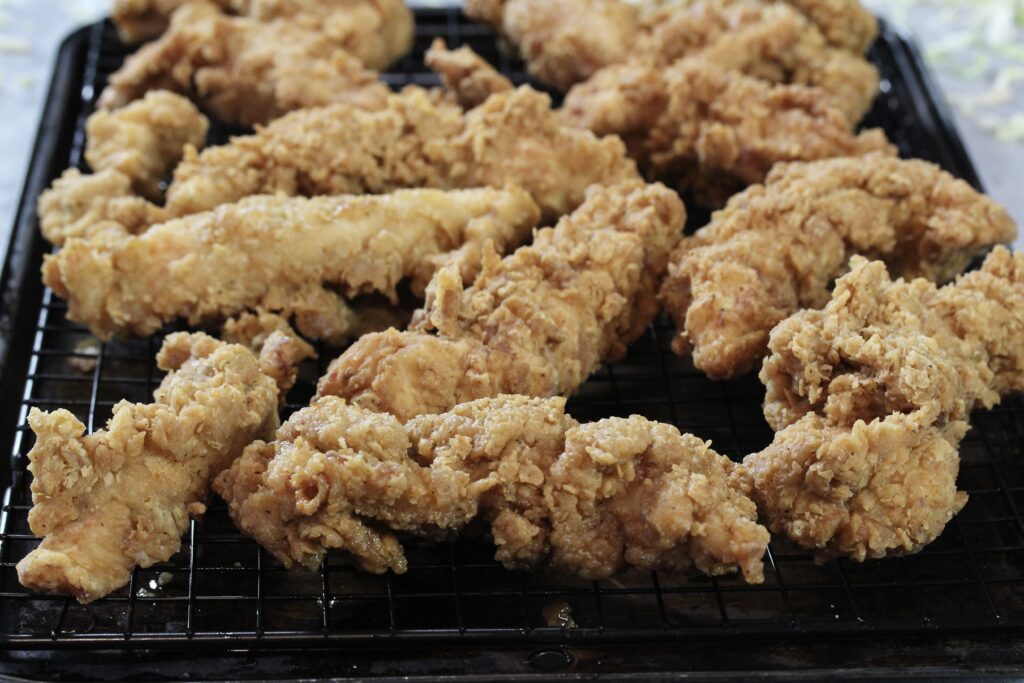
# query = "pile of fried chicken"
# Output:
<box><xmin>16</xmin><ymin>0</ymin><xmax>1022</xmax><ymax>605</ymax></box>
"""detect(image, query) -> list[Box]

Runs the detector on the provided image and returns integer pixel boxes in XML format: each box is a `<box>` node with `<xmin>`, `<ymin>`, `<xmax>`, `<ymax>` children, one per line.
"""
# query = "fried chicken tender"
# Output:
<box><xmin>37</xmin><ymin>168</ymin><xmax>167</xmax><ymax>246</ymax></box>
<box><xmin>111</xmin><ymin>0</ymin><xmax>413</xmax><ymax>71</ymax></box>
<box><xmin>83</xmin><ymin>90</ymin><xmax>208</xmax><ymax>201</ymax></box>
<box><xmin>469</xmin><ymin>0</ymin><xmax>878</xmax><ymax>123</ymax></box>
<box><xmin>316</xmin><ymin>182</ymin><xmax>684</xmax><ymax>420</ymax></box>
<box><xmin>165</xmin><ymin>85</ymin><xmax>639</xmax><ymax>220</ymax></box>
<box><xmin>222</xmin><ymin>312</ymin><xmax>316</xmax><ymax>398</ymax></box>
<box><xmin>100</xmin><ymin>0</ymin><xmax>390</xmax><ymax>127</ymax></box>
<box><xmin>561</xmin><ymin>58</ymin><xmax>894</xmax><ymax>205</ymax></box>
<box><xmin>43</xmin><ymin>187</ymin><xmax>540</xmax><ymax>343</ymax></box>
<box><xmin>660</xmin><ymin>156</ymin><xmax>1017</xmax><ymax>380</ymax></box>
<box><xmin>782</xmin><ymin>0</ymin><xmax>878</xmax><ymax>54</ymax></box>
<box><xmin>735</xmin><ymin>248</ymin><xmax>1024</xmax><ymax>561</ymax></box>
<box><xmin>214</xmin><ymin>395</ymin><xmax>769</xmax><ymax>583</ymax></box>
<box><xmin>16</xmin><ymin>332</ymin><xmax>286</xmax><ymax>603</ymax></box>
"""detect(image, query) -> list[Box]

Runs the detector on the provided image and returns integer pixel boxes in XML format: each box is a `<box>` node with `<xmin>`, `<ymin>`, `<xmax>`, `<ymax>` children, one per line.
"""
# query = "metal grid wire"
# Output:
<box><xmin>2</xmin><ymin>8</ymin><xmax>1024</xmax><ymax>650</ymax></box>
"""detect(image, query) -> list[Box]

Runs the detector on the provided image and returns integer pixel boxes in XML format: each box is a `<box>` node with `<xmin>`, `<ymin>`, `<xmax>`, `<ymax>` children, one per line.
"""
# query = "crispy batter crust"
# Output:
<box><xmin>660</xmin><ymin>156</ymin><xmax>1017</xmax><ymax>379</ymax></box>
<box><xmin>215</xmin><ymin>395</ymin><xmax>769</xmax><ymax>583</ymax></box>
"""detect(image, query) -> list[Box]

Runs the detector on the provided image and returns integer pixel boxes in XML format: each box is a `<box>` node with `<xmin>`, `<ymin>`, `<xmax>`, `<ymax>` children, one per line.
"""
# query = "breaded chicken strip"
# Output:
<box><xmin>660</xmin><ymin>156</ymin><xmax>1017</xmax><ymax>379</ymax></box>
<box><xmin>736</xmin><ymin>249</ymin><xmax>1024</xmax><ymax>561</ymax></box>
<box><xmin>561</xmin><ymin>58</ymin><xmax>894</xmax><ymax>205</ymax></box>
<box><xmin>83</xmin><ymin>90</ymin><xmax>208</xmax><ymax>201</ymax></box>
<box><xmin>470</xmin><ymin>0</ymin><xmax>877</xmax><ymax>122</ymax></box>
<box><xmin>111</xmin><ymin>0</ymin><xmax>413</xmax><ymax>71</ymax></box>
<box><xmin>165</xmin><ymin>85</ymin><xmax>639</xmax><ymax>220</ymax></box>
<box><xmin>214</xmin><ymin>395</ymin><xmax>770</xmax><ymax>583</ymax></box>
<box><xmin>43</xmin><ymin>187</ymin><xmax>540</xmax><ymax>343</ymax></box>
<box><xmin>782</xmin><ymin>0</ymin><xmax>878</xmax><ymax>53</ymax></box>
<box><xmin>100</xmin><ymin>0</ymin><xmax>390</xmax><ymax>127</ymax></box>
<box><xmin>16</xmin><ymin>332</ymin><xmax>291</xmax><ymax>603</ymax></box>
<box><xmin>316</xmin><ymin>182</ymin><xmax>683</xmax><ymax>420</ymax></box>
<box><xmin>37</xmin><ymin>169</ymin><xmax>167</xmax><ymax>246</ymax></box>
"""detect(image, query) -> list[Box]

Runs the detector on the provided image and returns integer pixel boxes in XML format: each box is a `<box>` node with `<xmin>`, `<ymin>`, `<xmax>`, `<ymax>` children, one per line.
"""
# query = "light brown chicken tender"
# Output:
<box><xmin>737</xmin><ymin>248</ymin><xmax>1024</xmax><ymax>561</ymax></box>
<box><xmin>214</xmin><ymin>395</ymin><xmax>769</xmax><ymax>583</ymax></box>
<box><xmin>100</xmin><ymin>0</ymin><xmax>390</xmax><ymax>127</ymax></box>
<box><xmin>84</xmin><ymin>90</ymin><xmax>208</xmax><ymax>201</ymax></box>
<box><xmin>164</xmin><ymin>85</ymin><xmax>639</xmax><ymax>221</ymax></box>
<box><xmin>561</xmin><ymin>58</ymin><xmax>894</xmax><ymax>206</ymax></box>
<box><xmin>424</xmin><ymin>39</ymin><xmax>514</xmax><ymax>110</ymax></box>
<box><xmin>43</xmin><ymin>187</ymin><xmax>540</xmax><ymax>343</ymax></box>
<box><xmin>467</xmin><ymin>0</ymin><xmax>878</xmax><ymax>122</ymax></box>
<box><xmin>316</xmin><ymin>182</ymin><xmax>684</xmax><ymax>420</ymax></box>
<box><xmin>111</xmin><ymin>0</ymin><xmax>413</xmax><ymax>71</ymax></box>
<box><xmin>660</xmin><ymin>156</ymin><xmax>1017</xmax><ymax>380</ymax></box>
<box><xmin>16</xmin><ymin>332</ymin><xmax>286</xmax><ymax>604</ymax></box>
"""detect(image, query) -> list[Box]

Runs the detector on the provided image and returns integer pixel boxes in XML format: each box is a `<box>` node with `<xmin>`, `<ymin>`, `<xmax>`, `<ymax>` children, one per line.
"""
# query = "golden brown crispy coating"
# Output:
<box><xmin>16</xmin><ymin>332</ymin><xmax>282</xmax><ymax>603</ymax></box>
<box><xmin>467</xmin><ymin>0</ymin><xmax>878</xmax><ymax>122</ymax></box>
<box><xmin>111</xmin><ymin>0</ymin><xmax>413</xmax><ymax>71</ymax></box>
<box><xmin>37</xmin><ymin>169</ymin><xmax>167</xmax><ymax>246</ymax></box>
<box><xmin>736</xmin><ymin>248</ymin><xmax>1024</xmax><ymax>561</ymax></box>
<box><xmin>782</xmin><ymin>0</ymin><xmax>878</xmax><ymax>54</ymax></box>
<box><xmin>316</xmin><ymin>182</ymin><xmax>684</xmax><ymax>420</ymax></box>
<box><xmin>425</xmin><ymin>39</ymin><xmax>514</xmax><ymax>110</ymax></box>
<box><xmin>100</xmin><ymin>0</ymin><xmax>390</xmax><ymax>127</ymax></box>
<box><xmin>214</xmin><ymin>395</ymin><xmax>769</xmax><ymax>582</ymax></box>
<box><xmin>737</xmin><ymin>409</ymin><xmax>968</xmax><ymax>562</ymax></box>
<box><xmin>165</xmin><ymin>85</ymin><xmax>639</xmax><ymax>220</ymax></box>
<box><xmin>43</xmin><ymin>187</ymin><xmax>540</xmax><ymax>343</ymax></box>
<box><xmin>660</xmin><ymin>156</ymin><xmax>1017</xmax><ymax>379</ymax></box>
<box><xmin>561</xmin><ymin>58</ymin><xmax>894</xmax><ymax>205</ymax></box>
<box><xmin>761</xmin><ymin>248</ymin><xmax>1024</xmax><ymax>432</ymax></box>
<box><xmin>221</xmin><ymin>312</ymin><xmax>316</xmax><ymax>398</ymax></box>
<box><xmin>83</xmin><ymin>90</ymin><xmax>208</xmax><ymax>201</ymax></box>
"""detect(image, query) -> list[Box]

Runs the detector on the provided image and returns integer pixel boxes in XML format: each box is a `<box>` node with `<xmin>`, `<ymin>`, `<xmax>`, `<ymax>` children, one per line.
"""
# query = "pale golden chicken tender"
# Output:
<box><xmin>100</xmin><ymin>0</ymin><xmax>390</xmax><ymax>127</ymax></box>
<box><xmin>467</xmin><ymin>0</ymin><xmax>878</xmax><ymax>122</ymax></box>
<box><xmin>214</xmin><ymin>395</ymin><xmax>769</xmax><ymax>583</ymax></box>
<box><xmin>16</xmin><ymin>332</ymin><xmax>288</xmax><ymax>604</ymax></box>
<box><xmin>738</xmin><ymin>248</ymin><xmax>1024</xmax><ymax>561</ymax></box>
<box><xmin>316</xmin><ymin>182</ymin><xmax>684</xmax><ymax>420</ymax></box>
<box><xmin>561</xmin><ymin>58</ymin><xmax>894</xmax><ymax>205</ymax></box>
<box><xmin>164</xmin><ymin>85</ymin><xmax>639</xmax><ymax>221</ymax></box>
<box><xmin>111</xmin><ymin>0</ymin><xmax>413</xmax><ymax>71</ymax></box>
<box><xmin>84</xmin><ymin>90</ymin><xmax>208</xmax><ymax>201</ymax></box>
<box><xmin>660</xmin><ymin>156</ymin><xmax>1017</xmax><ymax>380</ymax></box>
<box><xmin>43</xmin><ymin>187</ymin><xmax>540</xmax><ymax>343</ymax></box>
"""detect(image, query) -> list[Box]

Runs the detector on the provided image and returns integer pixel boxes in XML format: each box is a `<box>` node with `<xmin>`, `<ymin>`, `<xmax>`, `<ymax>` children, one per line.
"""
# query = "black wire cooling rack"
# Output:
<box><xmin>1</xmin><ymin>8</ymin><xmax>1024</xmax><ymax>680</ymax></box>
